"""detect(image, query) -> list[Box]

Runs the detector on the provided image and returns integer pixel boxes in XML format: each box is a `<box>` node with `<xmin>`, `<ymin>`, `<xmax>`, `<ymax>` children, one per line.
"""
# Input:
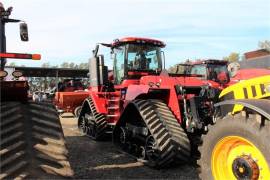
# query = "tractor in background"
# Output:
<box><xmin>57</xmin><ymin>78</ymin><xmax>85</xmax><ymax>92</ymax></box>
<box><xmin>0</xmin><ymin>3</ymin><xmax>73</xmax><ymax>179</ymax></box>
<box><xmin>188</xmin><ymin>60</ymin><xmax>230</xmax><ymax>88</ymax></box>
<box><xmin>54</xmin><ymin>78</ymin><xmax>87</xmax><ymax>116</ymax></box>
<box><xmin>187</xmin><ymin>59</ymin><xmax>270</xmax><ymax>85</ymax></box>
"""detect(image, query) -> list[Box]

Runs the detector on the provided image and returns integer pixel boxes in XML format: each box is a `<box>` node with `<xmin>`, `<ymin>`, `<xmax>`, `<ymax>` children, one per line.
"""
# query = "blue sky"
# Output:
<box><xmin>2</xmin><ymin>0</ymin><xmax>270</xmax><ymax>68</ymax></box>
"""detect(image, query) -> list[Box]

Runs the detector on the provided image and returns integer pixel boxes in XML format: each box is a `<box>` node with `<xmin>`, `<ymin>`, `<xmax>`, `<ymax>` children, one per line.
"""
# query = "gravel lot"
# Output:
<box><xmin>60</xmin><ymin>114</ymin><xmax>199</xmax><ymax>179</ymax></box>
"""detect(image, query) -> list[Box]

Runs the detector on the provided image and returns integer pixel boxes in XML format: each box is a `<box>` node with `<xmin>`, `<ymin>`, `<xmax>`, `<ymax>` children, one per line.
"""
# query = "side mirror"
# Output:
<box><xmin>20</xmin><ymin>22</ymin><xmax>29</xmax><ymax>41</ymax></box>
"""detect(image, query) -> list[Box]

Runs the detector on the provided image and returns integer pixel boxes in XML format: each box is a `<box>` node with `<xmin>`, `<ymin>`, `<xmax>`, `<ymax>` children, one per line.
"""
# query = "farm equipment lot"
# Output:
<box><xmin>60</xmin><ymin>114</ymin><xmax>198</xmax><ymax>179</ymax></box>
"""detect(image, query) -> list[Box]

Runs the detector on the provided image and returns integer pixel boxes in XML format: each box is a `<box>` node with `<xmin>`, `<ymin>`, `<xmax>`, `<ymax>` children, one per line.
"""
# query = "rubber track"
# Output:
<box><xmin>149</xmin><ymin>100</ymin><xmax>191</xmax><ymax>162</ymax></box>
<box><xmin>0</xmin><ymin>101</ymin><xmax>73</xmax><ymax>179</ymax></box>
<box><xmin>86</xmin><ymin>97</ymin><xmax>107</xmax><ymax>140</ymax></box>
<box><xmin>133</xmin><ymin>99</ymin><xmax>190</xmax><ymax>167</ymax></box>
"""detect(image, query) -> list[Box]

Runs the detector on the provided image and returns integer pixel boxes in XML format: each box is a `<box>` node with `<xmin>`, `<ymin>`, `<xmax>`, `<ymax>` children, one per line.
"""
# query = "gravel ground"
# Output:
<box><xmin>60</xmin><ymin>114</ymin><xmax>199</xmax><ymax>179</ymax></box>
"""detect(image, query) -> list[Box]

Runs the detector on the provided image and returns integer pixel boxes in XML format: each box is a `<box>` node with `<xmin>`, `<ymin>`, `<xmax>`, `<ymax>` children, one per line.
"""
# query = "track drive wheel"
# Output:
<box><xmin>0</xmin><ymin>101</ymin><xmax>73</xmax><ymax>179</ymax></box>
<box><xmin>78</xmin><ymin>115</ymin><xmax>87</xmax><ymax>135</ymax></box>
<box><xmin>78</xmin><ymin>98</ymin><xmax>107</xmax><ymax>140</ymax></box>
<box><xmin>198</xmin><ymin>112</ymin><xmax>270</xmax><ymax>180</ymax></box>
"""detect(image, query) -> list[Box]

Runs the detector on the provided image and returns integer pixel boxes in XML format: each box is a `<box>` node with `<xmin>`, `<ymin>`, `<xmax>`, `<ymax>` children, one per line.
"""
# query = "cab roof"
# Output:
<box><xmin>110</xmin><ymin>37</ymin><xmax>166</xmax><ymax>48</ymax></box>
<box><xmin>192</xmin><ymin>59</ymin><xmax>228</xmax><ymax>65</ymax></box>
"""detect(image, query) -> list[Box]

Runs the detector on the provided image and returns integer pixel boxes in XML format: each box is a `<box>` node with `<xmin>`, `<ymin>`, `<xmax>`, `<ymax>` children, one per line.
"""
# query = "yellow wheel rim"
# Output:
<box><xmin>211</xmin><ymin>136</ymin><xmax>270</xmax><ymax>180</ymax></box>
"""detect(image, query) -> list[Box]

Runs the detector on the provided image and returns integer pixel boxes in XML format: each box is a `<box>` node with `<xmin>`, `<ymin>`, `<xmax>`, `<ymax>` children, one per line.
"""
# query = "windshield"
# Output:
<box><xmin>113</xmin><ymin>44</ymin><xmax>163</xmax><ymax>84</ymax></box>
<box><xmin>190</xmin><ymin>65</ymin><xmax>207</xmax><ymax>77</ymax></box>
<box><xmin>190</xmin><ymin>64</ymin><xmax>228</xmax><ymax>80</ymax></box>
<box><xmin>169</xmin><ymin>64</ymin><xmax>191</xmax><ymax>74</ymax></box>
<box><xmin>207</xmin><ymin>64</ymin><xmax>228</xmax><ymax>81</ymax></box>
<box><xmin>127</xmin><ymin>44</ymin><xmax>162</xmax><ymax>71</ymax></box>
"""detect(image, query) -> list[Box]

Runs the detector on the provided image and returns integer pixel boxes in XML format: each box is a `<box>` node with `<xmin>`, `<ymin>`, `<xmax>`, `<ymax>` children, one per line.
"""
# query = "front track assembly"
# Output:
<box><xmin>78</xmin><ymin>98</ymin><xmax>107</xmax><ymax>140</ymax></box>
<box><xmin>113</xmin><ymin>99</ymin><xmax>191</xmax><ymax>168</ymax></box>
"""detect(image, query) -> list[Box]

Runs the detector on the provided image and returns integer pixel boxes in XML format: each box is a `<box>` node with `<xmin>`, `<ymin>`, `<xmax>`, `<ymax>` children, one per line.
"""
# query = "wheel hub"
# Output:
<box><xmin>78</xmin><ymin>117</ymin><xmax>87</xmax><ymax>134</ymax></box>
<box><xmin>145</xmin><ymin>135</ymin><xmax>159</xmax><ymax>162</ymax></box>
<box><xmin>232</xmin><ymin>155</ymin><xmax>260</xmax><ymax>180</ymax></box>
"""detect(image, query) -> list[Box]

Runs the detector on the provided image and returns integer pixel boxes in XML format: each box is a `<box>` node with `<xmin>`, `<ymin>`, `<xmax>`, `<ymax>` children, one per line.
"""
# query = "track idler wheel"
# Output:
<box><xmin>74</xmin><ymin>106</ymin><xmax>82</xmax><ymax>117</ymax></box>
<box><xmin>78</xmin><ymin>116</ymin><xmax>87</xmax><ymax>135</ymax></box>
<box><xmin>145</xmin><ymin>135</ymin><xmax>159</xmax><ymax>164</ymax></box>
<box><xmin>139</xmin><ymin>146</ymin><xmax>146</xmax><ymax>159</ymax></box>
<box><xmin>119</xmin><ymin>127</ymin><xmax>128</xmax><ymax>149</ymax></box>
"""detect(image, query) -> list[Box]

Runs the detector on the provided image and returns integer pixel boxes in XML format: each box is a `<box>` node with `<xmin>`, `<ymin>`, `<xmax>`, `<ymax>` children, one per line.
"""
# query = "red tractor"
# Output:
<box><xmin>189</xmin><ymin>60</ymin><xmax>230</xmax><ymax>88</ymax></box>
<box><xmin>187</xmin><ymin>59</ymin><xmax>270</xmax><ymax>86</ymax></box>
<box><xmin>78</xmin><ymin>37</ymin><xmax>220</xmax><ymax>167</ymax></box>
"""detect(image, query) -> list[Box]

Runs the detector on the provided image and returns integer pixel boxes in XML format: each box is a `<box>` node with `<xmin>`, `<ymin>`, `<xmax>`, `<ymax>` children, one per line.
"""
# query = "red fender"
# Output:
<box><xmin>125</xmin><ymin>85</ymin><xmax>150</xmax><ymax>103</ymax></box>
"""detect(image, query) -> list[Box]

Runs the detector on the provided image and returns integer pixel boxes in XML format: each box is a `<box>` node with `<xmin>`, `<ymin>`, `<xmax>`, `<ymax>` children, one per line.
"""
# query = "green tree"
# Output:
<box><xmin>61</xmin><ymin>62</ymin><xmax>69</xmax><ymax>68</ymax></box>
<box><xmin>69</xmin><ymin>62</ymin><xmax>75</xmax><ymax>68</ymax></box>
<box><xmin>79</xmin><ymin>63</ymin><xmax>88</xmax><ymax>69</ymax></box>
<box><xmin>41</xmin><ymin>62</ymin><xmax>50</xmax><ymax>67</ymax></box>
<box><xmin>223</xmin><ymin>52</ymin><xmax>240</xmax><ymax>62</ymax></box>
<box><xmin>8</xmin><ymin>62</ymin><xmax>16</xmax><ymax>66</ymax></box>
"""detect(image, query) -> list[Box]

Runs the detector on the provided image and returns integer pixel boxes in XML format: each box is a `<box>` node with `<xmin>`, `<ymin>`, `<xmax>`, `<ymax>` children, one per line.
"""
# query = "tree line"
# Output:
<box><xmin>7</xmin><ymin>61</ymin><xmax>89</xmax><ymax>69</ymax></box>
<box><xmin>222</xmin><ymin>40</ymin><xmax>270</xmax><ymax>62</ymax></box>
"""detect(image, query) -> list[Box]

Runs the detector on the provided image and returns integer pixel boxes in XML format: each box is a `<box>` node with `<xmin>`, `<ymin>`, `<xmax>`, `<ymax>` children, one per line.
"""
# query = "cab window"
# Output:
<box><xmin>190</xmin><ymin>65</ymin><xmax>207</xmax><ymax>78</ymax></box>
<box><xmin>127</xmin><ymin>44</ymin><xmax>162</xmax><ymax>71</ymax></box>
<box><xmin>113</xmin><ymin>46</ymin><xmax>125</xmax><ymax>84</ymax></box>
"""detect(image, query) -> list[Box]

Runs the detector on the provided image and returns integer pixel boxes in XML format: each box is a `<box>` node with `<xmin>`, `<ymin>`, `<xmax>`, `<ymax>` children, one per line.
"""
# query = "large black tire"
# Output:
<box><xmin>0</xmin><ymin>101</ymin><xmax>73</xmax><ymax>179</ymax></box>
<box><xmin>198</xmin><ymin>112</ymin><xmax>270</xmax><ymax>180</ymax></box>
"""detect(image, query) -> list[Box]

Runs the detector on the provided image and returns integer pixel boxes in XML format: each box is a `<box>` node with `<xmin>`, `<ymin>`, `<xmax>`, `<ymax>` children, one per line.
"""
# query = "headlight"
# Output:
<box><xmin>12</xmin><ymin>70</ymin><xmax>23</xmax><ymax>78</ymax></box>
<box><xmin>0</xmin><ymin>70</ymin><xmax>8</xmax><ymax>78</ymax></box>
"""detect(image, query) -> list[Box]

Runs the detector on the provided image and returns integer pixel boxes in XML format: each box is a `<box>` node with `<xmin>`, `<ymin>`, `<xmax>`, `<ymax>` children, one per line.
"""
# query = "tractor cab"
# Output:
<box><xmin>189</xmin><ymin>60</ymin><xmax>230</xmax><ymax>85</ymax></box>
<box><xmin>111</xmin><ymin>37</ymin><xmax>165</xmax><ymax>85</ymax></box>
<box><xmin>89</xmin><ymin>37</ymin><xmax>165</xmax><ymax>91</ymax></box>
